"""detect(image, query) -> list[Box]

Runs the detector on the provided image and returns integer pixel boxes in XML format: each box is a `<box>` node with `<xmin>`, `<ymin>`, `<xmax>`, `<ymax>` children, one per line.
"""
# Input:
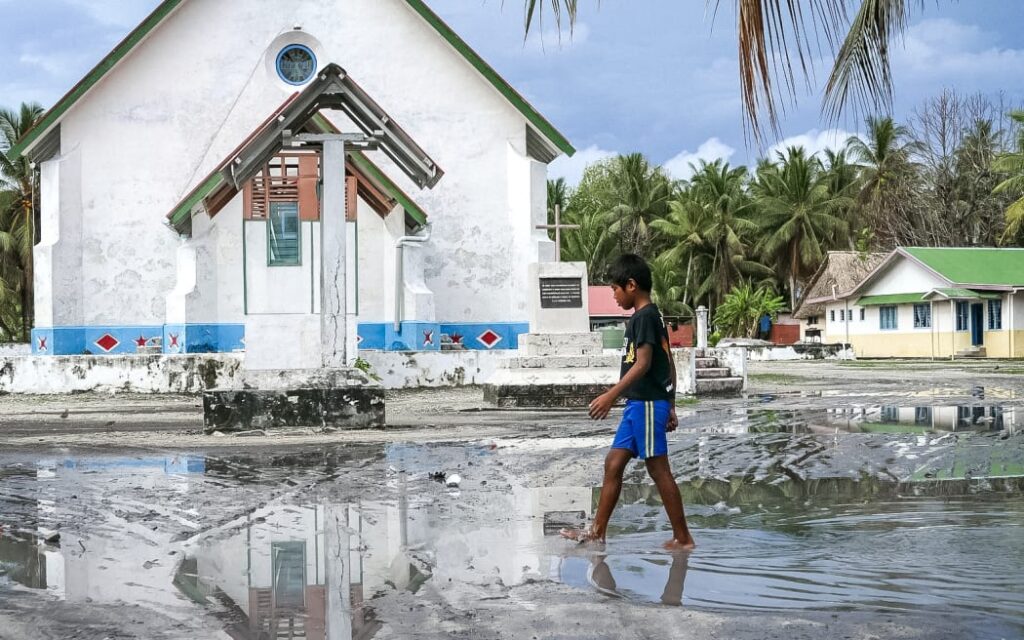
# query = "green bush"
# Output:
<box><xmin>714</xmin><ymin>282</ymin><xmax>785</xmax><ymax>338</ymax></box>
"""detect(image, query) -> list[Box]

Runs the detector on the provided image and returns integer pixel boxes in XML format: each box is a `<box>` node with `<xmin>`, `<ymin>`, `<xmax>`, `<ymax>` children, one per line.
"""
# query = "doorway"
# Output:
<box><xmin>970</xmin><ymin>303</ymin><xmax>984</xmax><ymax>346</ymax></box>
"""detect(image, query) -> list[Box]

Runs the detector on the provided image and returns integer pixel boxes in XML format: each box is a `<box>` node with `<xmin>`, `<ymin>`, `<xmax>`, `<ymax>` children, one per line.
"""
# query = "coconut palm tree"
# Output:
<box><xmin>602</xmin><ymin>153</ymin><xmax>673</xmax><ymax>256</ymax></box>
<box><xmin>685</xmin><ymin>160</ymin><xmax>771</xmax><ymax>309</ymax></box>
<box><xmin>0</xmin><ymin>102</ymin><xmax>45</xmax><ymax>341</ymax></box>
<box><xmin>846</xmin><ymin>115</ymin><xmax>923</xmax><ymax>246</ymax></box>
<box><xmin>547</xmin><ymin>177</ymin><xmax>569</xmax><ymax>221</ymax></box>
<box><xmin>651</xmin><ymin>191</ymin><xmax>710</xmax><ymax>311</ymax></box>
<box><xmin>521</xmin><ymin>1</ymin><xmax>930</xmax><ymax>140</ymax></box>
<box><xmin>995</xmin><ymin>111</ymin><xmax>1024</xmax><ymax>245</ymax></box>
<box><xmin>751</xmin><ymin>146</ymin><xmax>852</xmax><ymax>308</ymax></box>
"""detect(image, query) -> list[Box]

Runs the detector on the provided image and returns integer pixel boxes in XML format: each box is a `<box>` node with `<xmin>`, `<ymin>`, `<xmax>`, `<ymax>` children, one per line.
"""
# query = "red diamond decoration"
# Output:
<box><xmin>95</xmin><ymin>334</ymin><xmax>120</xmax><ymax>352</ymax></box>
<box><xmin>477</xmin><ymin>329</ymin><xmax>502</xmax><ymax>349</ymax></box>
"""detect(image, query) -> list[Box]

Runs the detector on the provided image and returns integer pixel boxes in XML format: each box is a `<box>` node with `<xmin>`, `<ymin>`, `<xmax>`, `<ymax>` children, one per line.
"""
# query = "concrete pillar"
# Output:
<box><xmin>321</xmin><ymin>139</ymin><xmax>347</xmax><ymax>368</ymax></box>
<box><xmin>696</xmin><ymin>306</ymin><xmax>708</xmax><ymax>349</ymax></box>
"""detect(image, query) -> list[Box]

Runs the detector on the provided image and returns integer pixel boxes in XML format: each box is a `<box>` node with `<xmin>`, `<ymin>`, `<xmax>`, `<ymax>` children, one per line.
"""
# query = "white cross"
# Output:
<box><xmin>535</xmin><ymin>205</ymin><xmax>580</xmax><ymax>262</ymax></box>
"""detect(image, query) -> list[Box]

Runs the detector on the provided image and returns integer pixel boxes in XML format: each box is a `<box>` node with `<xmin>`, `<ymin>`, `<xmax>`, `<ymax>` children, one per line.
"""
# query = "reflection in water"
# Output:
<box><xmin>1</xmin><ymin>443</ymin><xmax>1024</xmax><ymax>637</ymax></box>
<box><xmin>558</xmin><ymin>552</ymin><xmax>690</xmax><ymax>605</ymax></box>
<box><xmin>687</xmin><ymin>403</ymin><xmax>1017</xmax><ymax>435</ymax></box>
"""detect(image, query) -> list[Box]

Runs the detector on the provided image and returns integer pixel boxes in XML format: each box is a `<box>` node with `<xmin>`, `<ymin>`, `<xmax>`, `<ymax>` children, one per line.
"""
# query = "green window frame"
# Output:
<box><xmin>268</xmin><ymin>202</ymin><xmax>301</xmax><ymax>266</ymax></box>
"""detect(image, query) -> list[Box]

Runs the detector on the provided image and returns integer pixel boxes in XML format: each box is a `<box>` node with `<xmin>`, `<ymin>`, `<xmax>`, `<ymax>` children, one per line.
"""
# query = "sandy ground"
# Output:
<box><xmin>1</xmin><ymin>359</ymin><xmax>1023</xmax><ymax>639</ymax></box>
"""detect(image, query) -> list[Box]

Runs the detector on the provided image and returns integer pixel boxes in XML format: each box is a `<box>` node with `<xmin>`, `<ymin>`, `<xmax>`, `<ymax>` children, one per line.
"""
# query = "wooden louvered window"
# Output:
<box><xmin>243</xmin><ymin>152</ymin><xmax>320</xmax><ymax>222</ymax></box>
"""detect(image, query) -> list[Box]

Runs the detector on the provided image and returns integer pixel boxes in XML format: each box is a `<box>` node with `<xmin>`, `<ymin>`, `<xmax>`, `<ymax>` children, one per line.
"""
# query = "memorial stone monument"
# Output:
<box><xmin>484</xmin><ymin>261</ymin><xmax>620</xmax><ymax>407</ymax></box>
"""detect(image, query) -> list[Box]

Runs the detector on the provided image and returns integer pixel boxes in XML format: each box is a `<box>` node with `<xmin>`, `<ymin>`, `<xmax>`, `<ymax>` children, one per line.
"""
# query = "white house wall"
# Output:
<box><xmin>865</xmin><ymin>257</ymin><xmax>948</xmax><ymax>295</ymax></box>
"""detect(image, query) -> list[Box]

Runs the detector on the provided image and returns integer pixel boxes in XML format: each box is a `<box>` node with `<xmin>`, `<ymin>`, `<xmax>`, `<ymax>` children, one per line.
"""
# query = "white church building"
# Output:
<box><xmin>12</xmin><ymin>0</ymin><xmax>574</xmax><ymax>362</ymax></box>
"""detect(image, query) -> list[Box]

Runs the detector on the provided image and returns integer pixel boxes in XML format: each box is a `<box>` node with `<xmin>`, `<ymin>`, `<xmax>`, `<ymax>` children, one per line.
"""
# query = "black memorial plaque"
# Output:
<box><xmin>539</xmin><ymin>277</ymin><xmax>583</xmax><ymax>309</ymax></box>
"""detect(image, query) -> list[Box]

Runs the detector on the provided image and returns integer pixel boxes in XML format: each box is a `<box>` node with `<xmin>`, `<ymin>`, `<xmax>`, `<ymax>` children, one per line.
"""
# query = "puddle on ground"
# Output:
<box><xmin>2</xmin><ymin>435</ymin><xmax>1024</xmax><ymax>638</ymax></box>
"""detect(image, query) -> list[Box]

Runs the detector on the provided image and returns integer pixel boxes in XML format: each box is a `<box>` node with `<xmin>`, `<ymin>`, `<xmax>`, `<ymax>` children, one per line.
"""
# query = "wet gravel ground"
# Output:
<box><xmin>1</xmin><ymin>359</ymin><xmax>1023</xmax><ymax>639</ymax></box>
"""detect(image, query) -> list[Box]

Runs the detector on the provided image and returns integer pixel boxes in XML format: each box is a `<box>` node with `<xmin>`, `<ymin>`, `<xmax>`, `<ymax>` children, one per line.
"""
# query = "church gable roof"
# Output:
<box><xmin>166</xmin><ymin>72</ymin><xmax>435</xmax><ymax>235</ymax></box>
<box><xmin>9</xmin><ymin>0</ymin><xmax>575</xmax><ymax>162</ymax></box>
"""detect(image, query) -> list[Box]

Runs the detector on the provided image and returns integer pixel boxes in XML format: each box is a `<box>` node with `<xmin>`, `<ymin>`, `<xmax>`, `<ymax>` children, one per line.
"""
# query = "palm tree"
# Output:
<box><xmin>560</xmin><ymin>207</ymin><xmax>617</xmax><ymax>278</ymax></box>
<box><xmin>602</xmin><ymin>153</ymin><xmax>673</xmax><ymax>256</ymax></box>
<box><xmin>846</xmin><ymin>116</ymin><xmax>923</xmax><ymax>246</ymax></box>
<box><xmin>649</xmin><ymin>254</ymin><xmax>691</xmax><ymax>318</ymax></box>
<box><xmin>751</xmin><ymin>146</ymin><xmax>852</xmax><ymax>308</ymax></box>
<box><xmin>521</xmin><ymin>1</ymin><xmax>931</xmax><ymax>140</ymax></box>
<box><xmin>995</xmin><ymin>111</ymin><xmax>1024</xmax><ymax>245</ymax></box>
<box><xmin>0</xmin><ymin>102</ymin><xmax>45</xmax><ymax>341</ymax></box>
<box><xmin>685</xmin><ymin>160</ymin><xmax>770</xmax><ymax>309</ymax></box>
<box><xmin>651</xmin><ymin>191</ymin><xmax>709</xmax><ymax>311</ymax></box>
<box><xmin>546</xmin><ymin>177</ymin><xmax>569</xmax><ymax>221</ymax></box>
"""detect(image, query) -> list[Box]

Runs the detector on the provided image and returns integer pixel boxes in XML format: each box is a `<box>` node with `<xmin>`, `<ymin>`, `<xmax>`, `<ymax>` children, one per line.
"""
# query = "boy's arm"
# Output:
<box><xmin>589</xmin><ymin>344</ymin><xmax>653</xmax><ymax>419</ymax></box>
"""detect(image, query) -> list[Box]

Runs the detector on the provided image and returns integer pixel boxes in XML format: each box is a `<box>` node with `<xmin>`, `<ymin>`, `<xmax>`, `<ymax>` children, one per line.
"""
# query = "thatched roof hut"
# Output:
<box><xmin>793</xmin><ymin>251</ymin><xmax>887</xmax><ymax>320</ymax></box>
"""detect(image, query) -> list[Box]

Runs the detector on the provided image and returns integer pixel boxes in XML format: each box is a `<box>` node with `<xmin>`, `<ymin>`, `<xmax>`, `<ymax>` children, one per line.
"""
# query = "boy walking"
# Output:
<box><xmin>562</xmin><ymin>254</ymin><xmax>696</xmax><ymax>550</ymax></box>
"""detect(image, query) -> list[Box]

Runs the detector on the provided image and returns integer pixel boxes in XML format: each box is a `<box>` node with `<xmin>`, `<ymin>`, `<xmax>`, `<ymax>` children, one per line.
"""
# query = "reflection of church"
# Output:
<box><xmin>0</xmin><ymin>450</ymin><xmax>596</xmax><ymax>639</ymax></box>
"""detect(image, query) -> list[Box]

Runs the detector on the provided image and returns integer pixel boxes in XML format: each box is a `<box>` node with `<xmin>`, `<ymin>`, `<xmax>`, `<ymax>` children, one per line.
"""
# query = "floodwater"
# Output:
<box><xmin>2</xmin><ymin>411</ymin><xmax>1023</xmax><ymax>640</ymax></box>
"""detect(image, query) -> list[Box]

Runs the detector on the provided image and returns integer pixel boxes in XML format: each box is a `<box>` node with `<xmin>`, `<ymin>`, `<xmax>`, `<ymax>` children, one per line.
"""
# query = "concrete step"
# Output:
<box><xmin>504</xmin><ymin>354</ymin><xmax>620</xmax><ymax>369</ymax></box>
<box><xmin>956</xmin><ymin>347</ymin><xmax>987</xmax><ymax>358</ymax></box>
<box><xmin>695</xmin><ymin>377</ymin><xmax>744</xmax><ymax>397</ymax></box>
<box><xmin>519</xmin><ymin>332</ymin><xmax>605</xmax><ymax>356</ymax></box>
<box><xmin>695</xmin><ymin>367</ymin><xmax>731</xmax><ymax>379</ymax></box>
<box><xmin>694</xmin><ymin>357</ymin><xmax>720</xmax><ymax>369</ymax></box>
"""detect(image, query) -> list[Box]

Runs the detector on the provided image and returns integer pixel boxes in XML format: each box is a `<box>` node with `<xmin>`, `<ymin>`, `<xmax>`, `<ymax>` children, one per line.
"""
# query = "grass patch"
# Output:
<box><xmin>676</xmin><ymin>396</ymin><xmax>699</xmax><ymax>406</ymax></box>
<box><xmin>748</xmin><ymin>373</ymin><xmax>807</xmax><ymax>384</ymax></box>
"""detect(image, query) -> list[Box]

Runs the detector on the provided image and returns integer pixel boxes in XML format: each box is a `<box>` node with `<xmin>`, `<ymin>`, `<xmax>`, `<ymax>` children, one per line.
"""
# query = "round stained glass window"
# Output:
<box><xmin>276</xmin><ymin>44</ymin><xmax>317</xmax><ymax>85</ymax></box>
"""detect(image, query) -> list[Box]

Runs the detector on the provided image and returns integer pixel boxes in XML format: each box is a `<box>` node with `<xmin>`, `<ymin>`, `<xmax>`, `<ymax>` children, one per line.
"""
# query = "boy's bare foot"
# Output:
<box><xmin>663</xmin><ymin>537</ymin><xmax>696</xmax><ymax>551</ymax></box>
<box><xmin>560</xmin><ymin>528</ymin><xmax>605</xmax><ymax>545</ymax></box>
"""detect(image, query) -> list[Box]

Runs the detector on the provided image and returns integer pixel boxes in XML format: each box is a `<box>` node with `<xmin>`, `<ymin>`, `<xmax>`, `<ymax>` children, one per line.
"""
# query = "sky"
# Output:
<box><xmin>1</xmin><ymin>0</ymin><xmax>1022</xmax><ymax>185</ymax></box>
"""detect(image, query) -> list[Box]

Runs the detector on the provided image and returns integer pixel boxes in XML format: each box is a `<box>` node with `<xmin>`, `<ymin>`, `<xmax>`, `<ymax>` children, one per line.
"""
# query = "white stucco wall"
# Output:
<box><xmin>864</xmin><ymin>258</ymin><xmax>948</xmax><ymax>295</ymax></box>
<box><xmin>42</xmin><ymin>0</ymin><xmax>555</xmax><ymax>330</ymax></box>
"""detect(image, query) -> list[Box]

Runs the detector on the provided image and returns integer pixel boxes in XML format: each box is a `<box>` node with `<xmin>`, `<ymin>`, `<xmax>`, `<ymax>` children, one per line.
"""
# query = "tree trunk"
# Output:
<box><xmin>789</xmin><ymin>240</ymin><xmax>799</xmax><ymax>310</ymax></box>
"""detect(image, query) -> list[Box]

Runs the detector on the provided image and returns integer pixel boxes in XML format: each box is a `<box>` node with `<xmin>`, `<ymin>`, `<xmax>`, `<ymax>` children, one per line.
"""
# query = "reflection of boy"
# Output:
<box><xmin>562</xmin><ymin>254</ymin><xmax>696</xmax><ymax>550</ymax></box>
<box><xmin>587</xmin><ymin>553</ymin><xmax>690</xmax><ymax>606</ymax></box>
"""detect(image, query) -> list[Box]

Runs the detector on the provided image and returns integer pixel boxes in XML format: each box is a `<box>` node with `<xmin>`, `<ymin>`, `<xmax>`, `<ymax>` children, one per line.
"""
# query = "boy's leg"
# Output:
<box><xmin>561</xmin><ymin>447</ymin><xmax>632</xmax><ymax>542</ymax></box>
<box><xmin>589</xmin><ymin>447</ymin><xmax>634</xmax><ymax>539</ymax></box>
<box><xmin>645</xmin><ymin>455</ymin><xmax>695</xmax><ymax>550</ymax></box>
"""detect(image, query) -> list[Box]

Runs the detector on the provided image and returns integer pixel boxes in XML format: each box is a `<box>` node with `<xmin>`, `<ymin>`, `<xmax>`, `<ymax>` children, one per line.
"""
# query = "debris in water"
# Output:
<box><xmin>446</xmin><ymin>473</ymin><xmax>462</xmax><ymax>488</ymax></box>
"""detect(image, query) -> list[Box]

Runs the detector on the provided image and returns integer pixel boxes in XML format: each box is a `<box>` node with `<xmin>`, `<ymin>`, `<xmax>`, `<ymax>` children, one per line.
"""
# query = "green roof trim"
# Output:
<box><xmin>904</xmin><ymin>247</ymin><xmax>1024</xmax><ymax>286</ymax></box>
<box><xmin>925</xmin><ymin>288</ymin><xmax>1002</xmax><ymax>301</ymax></box>
<box><xmin>857</xmin><ymin>292</ymin><xmax>928</xmax><ymax>306</ymax></box>
<box><xmin>168</xmin><ymin>172</ymin><xmax>224</xmax><ymax>232</ymax></box>
<box><xmin>402</xmin><ymin>0</ymin><xmax>575</xmax><ymax>157</ymax></box>
<box><xmin>11</xmin><ymin>0</ymin><xmax>574</xmax><ymax>162</ymax></box>
<box><xmin>348</xmin><ymin>149</ymin><xmax>429</xmax><ymax>228</ymax></box>
<box><xmin>10</xmin><ymin>0</ymin><xmax>184</xmax><ymax>160</ymax></box>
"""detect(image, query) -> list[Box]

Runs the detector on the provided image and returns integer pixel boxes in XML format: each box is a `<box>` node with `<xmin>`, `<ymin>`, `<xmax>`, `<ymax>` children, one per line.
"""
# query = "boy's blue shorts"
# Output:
<box><xmin>611</xmin><ymin>399</ymin><xmax>671</xmax><ymax>460</ymax></box>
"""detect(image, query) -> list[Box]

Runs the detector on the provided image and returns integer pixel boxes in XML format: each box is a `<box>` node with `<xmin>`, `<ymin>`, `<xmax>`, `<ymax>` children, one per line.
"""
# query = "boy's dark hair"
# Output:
<box><xmin>607</xmin><ymin>254</ymin><xmax>652</xmax><ymax>292</ymax></box>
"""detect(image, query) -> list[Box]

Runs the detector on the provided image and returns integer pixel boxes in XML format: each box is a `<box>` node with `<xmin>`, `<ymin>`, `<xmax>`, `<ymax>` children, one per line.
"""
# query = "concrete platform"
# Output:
<box><xmin>203</xmin><ymin>368</ymin><xmax>385</xmax><ymax>432</ymax></box>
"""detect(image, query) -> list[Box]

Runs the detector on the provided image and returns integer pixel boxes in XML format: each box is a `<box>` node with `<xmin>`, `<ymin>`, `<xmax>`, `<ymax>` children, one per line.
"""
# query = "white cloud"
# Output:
<box><xmin>894</xmin><ymin>18</ymin><xmax>1024</xmax><ymax>83</ymax></box>
<box><xmin>548</xmin><ymin>144</ymin><xmax>617</xmax><ymax>186</ymax></box>
<box><xmin>662</xmin><ymin>137</ymin><xmax>736</xmax><ymax>180</ymax></box>
<box><xmin>765</xmin><ymin>128</ymin><xmax>859</xmax><ymax>161</ymax></box>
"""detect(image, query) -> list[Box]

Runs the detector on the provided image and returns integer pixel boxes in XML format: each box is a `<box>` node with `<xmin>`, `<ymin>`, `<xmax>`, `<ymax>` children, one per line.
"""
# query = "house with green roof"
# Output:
<box><xmin>825</xmin><ymin>247</ymin><xmax>1024</xmax><ymax>358</ymax></box>
<box><xmin>12</xmin><ymin>0</ymin><xmax>575</xmax><ymax>361</ymax></box>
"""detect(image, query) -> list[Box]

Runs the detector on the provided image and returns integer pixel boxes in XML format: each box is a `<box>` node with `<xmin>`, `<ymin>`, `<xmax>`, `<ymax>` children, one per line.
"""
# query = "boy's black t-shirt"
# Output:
<box><xmin>621</xmin><ymin>303</ymin><xmax>675</xmax><ymax>400</ymax></box>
